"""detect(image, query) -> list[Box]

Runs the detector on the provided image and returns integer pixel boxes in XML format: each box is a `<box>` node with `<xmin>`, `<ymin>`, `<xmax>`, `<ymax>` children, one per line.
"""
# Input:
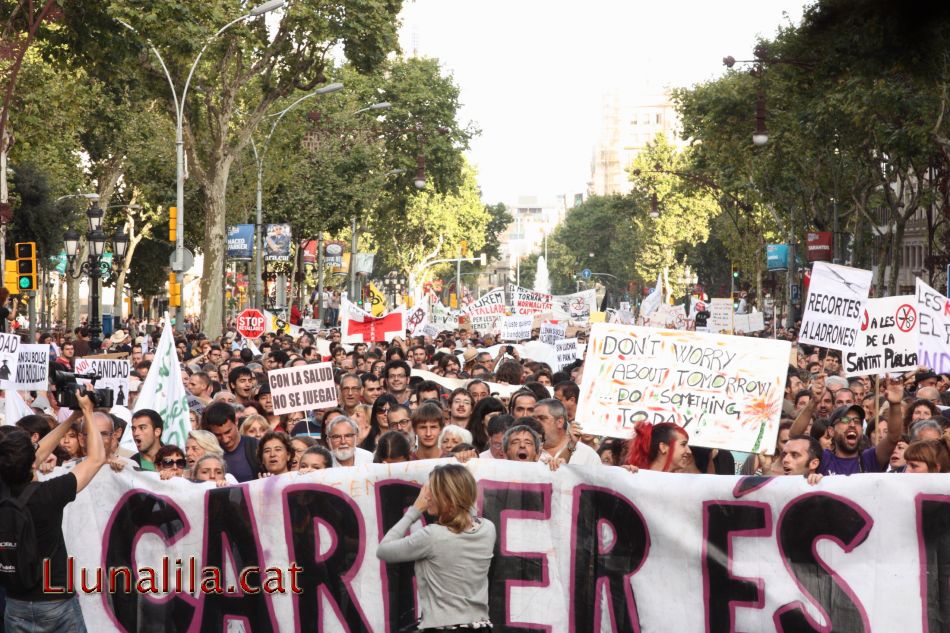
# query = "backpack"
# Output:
<box><xmin>0</xmin><ymin>482</ymin><xmax>40</xmax><ymax>593</ymax></box>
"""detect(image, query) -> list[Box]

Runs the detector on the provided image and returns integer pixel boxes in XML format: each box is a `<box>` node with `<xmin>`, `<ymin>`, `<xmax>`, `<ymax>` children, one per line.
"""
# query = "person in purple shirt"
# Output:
<box><xmin>818</xmin><ymin>378</ymin><xmax>903</xmax><ymax>475</ymax></box>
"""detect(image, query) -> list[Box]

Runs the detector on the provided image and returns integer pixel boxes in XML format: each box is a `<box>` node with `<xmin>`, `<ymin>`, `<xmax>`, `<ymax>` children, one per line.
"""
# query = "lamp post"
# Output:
<box><xmin>250</xmin><ymin>82</ymin><xmax>348</xmax><ymax>308</ymax></box>
<box><xmin>63</xmin><ymin>203</ymin><xmax>128</xmax><ymax>346</ymax></box>
<box><xmin>116</xmin><ymin>0</ymin><xmax>286</xmax><ymax>331</ymax></box>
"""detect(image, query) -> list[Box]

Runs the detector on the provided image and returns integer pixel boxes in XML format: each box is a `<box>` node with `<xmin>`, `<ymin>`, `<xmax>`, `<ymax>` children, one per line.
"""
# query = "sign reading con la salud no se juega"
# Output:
<box><xmin>60</xmin><ymin>460</ymin><xmax>950</xmax><ymax>632</ymax></box>
<box><xmin>267</xmin><ymin>362</ymin><xmax>337</xmax><ymax>415</ymax></box>
<box><xmin>576</xmin><ymin>323</ymin><xmax>790</xmax><ymax>454</ymax></box>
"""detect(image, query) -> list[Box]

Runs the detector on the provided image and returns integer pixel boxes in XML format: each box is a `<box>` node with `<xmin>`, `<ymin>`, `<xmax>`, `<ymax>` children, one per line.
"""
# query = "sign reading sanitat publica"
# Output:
<box><xmin>61</xmin><ymin>462</ymin><xmax>950</xmax><ymax>632</ymax></box>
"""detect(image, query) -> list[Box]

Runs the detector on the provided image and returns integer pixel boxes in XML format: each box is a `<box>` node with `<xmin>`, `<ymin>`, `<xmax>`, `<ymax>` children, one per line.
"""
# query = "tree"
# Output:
<box><xmin>54</xmin><ymin>0</ymin><xmax>406</xmax><ymax>336</ymax></box>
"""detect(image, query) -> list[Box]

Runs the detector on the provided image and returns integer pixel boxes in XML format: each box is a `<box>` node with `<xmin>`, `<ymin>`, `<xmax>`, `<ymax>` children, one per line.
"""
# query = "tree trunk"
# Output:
<box><xmin>887</xmin><ymin>219</ymin><xmax>906</xmax><ymax>297</ymax></box>
<box><xmin>199</xmin><ymin>163</ymin><xmax>232</xmax><ymax>338</ymax></box>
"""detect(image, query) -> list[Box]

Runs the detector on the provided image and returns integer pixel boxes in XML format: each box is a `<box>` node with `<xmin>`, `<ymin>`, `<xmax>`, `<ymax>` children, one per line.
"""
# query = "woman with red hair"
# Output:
<box><xmin>626</xmin><ymin>422</ymin><xmax>692</xmax><ymax>472</ymax></box>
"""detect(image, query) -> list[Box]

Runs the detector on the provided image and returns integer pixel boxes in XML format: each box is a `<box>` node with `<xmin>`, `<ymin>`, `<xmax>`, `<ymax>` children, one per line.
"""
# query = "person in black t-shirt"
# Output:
<box><xmin>0</xmin><ymin>391</ymin><xmax>105</xmax><ymax>631</ymax></box>
<box><xmin>0</xmin><ymin>287</ymin><xmax>17</xmax><ymax>334</ymax></box>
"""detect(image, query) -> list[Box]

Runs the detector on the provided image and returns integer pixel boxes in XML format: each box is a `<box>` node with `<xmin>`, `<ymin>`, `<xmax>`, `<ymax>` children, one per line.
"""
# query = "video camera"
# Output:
<box><xmin>51</xmin><ymin>370</ymin><xmax>115</xmax><ymax>410</ymax></box>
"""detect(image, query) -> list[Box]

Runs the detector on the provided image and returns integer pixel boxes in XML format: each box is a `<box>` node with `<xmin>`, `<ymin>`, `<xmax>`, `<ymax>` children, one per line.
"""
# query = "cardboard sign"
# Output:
<box><xmin>267</xmin><ymin>362</ymin><xmax>337</xmax><ymax>415</ymax></box>
<box><xmin>915</xmin><ymin>278</ymin><xmax>950</xmax><ymax>372</ymax></box>
<box><xmin>576</xmin><ymin>324</ymin><xmax>790</xmax><ymax>453</ymax></box>
<box><xmin>555</xmin><ymin>338</ymin><xmax>578</xmax><ymax>370</ymax></box>
<box><xmin>462</xmin><ymin>287</ymin><xmax>505</xmax><ymax>334</ymax></box>
<box><xmin>799</xmin><ymin>262</ymin><xmax>872</xmax><ymax>350</ymax></box>
<box><xmin>708</xmin><ymin>298</ymin><xmax>733</xmax><ymax>334</ymax></box>
<box><xmin>75</xmin><ymin>357</ymin><xmax>132</xmax><ymax>408</ymax></box>
<box><xmin>0</xmin><ymin>344</ymin><xmax>48</xmax><ymax>390</ymax></box>
<box><xmin>844</xmin><ymin>295</ymin><xmax>919</xmax><ymax>376</ymax></box>
<box><xmin>500</xmin><ymin>315</ymin><xmax>533</xmax><ymax>341</ymax></box>
<box><xmin>539</xmin><ymin>321</ymin><xmax>566</xmax><ymax>345</ymax></box>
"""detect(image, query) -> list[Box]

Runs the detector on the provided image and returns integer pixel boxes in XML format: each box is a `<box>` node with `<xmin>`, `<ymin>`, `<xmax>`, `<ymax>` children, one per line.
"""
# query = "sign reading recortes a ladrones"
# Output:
<box><xmin>576</xmin><ymin>324</ymin><xmax>790</xmax><ymax>454</ymax></box>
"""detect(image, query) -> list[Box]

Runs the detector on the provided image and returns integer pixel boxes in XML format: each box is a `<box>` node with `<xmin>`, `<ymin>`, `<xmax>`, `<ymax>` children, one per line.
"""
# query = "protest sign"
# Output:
<box><xmin>0</xmin><ymin>332</ymin><xmax>20</xmax><ymax>384</ymax></box>
<box><xmin>708</xmin><ymin>298</ymin><xmax>733</xmax><ymax>334</ymax></box>
<box><xmin>405</xmin><ymin>305</ymin><xmax>428</xmax><ymax>336</ymax></box>
<box><xmin>555</xmin><ymin>338</ymin><xmax>578</xmax><ymax>370</ymax></box>
<box><xmin>267</xmin><ymin>362</ymin><xmax>337</xmax><ymax>415</ymax></box>
<box><xmin>511</xmin><ymin>285</ymin><xmax>553</xmax><ymax>315</ymax></box>
<box><xmin>733</xmin><ymin>312</ymin><xmax>765</xmax><ymax>334</ymax></box>
<box><xmin>539</xmin><ymin>320</ymin><xmax>566</xmax><ymax>344</ymax></box>
<box><xmin>845</xmin><ymin>295</ymin><xmax>919</xmax><ymax>376</ymax></box>
<box><xmin>75</xmin><ymin>357</ymin><xmax>132</xmax><ymax>408</ymax></box>
<box><xmin>462</xmin><ymin>287</ymin><xmax>505</xmax><ymax>334</ymax></box>
<box><xmin>340</xmin><ymin>299</ymin><xmax>405</xmax><ymax>343</ymax></box>
<box><xmin>916</xmin><ymin>278</ymin><xmax>950</xmax><ymax>373</ymax></box>
<box><xmin>799</xmin><ymin>262</ymin><xmax>872</xmax><ymax>350</ymax></box>
<box><xmin>429</xmin><ymin>301</ymin><xmax>459</xmax><ymax>329</ymax></box>
<box><xmin>301</xmin><ymin>317</ymin><xmax>321</xmax><ymax>331</ymax></box>
<box><xmin>641</xmin><ymin>304</ymin><xmax>688</xmax><ymax>330</ymax></box>
<box><xmin>0</xmin><ymin>343</ymin><xmax>48</xmax><ymax>390</ymax></box>
<box><xmin>500</xmin><ymin>315</ymin><xmax>532</xmax><ymax>341</ymax></box>
<box><xmin>64</xmin><ymin>461</ymin><xmax>950</xmax><ymax>633</ymax></box>
<box><xmin>551</xmin><ymin>289</ymin><xmax>596</xmax><ymax>324</ymax></box>
<box><xmin>576</xmin><ymin>324</ymin><xmax>790</xmax><ymax>453</ymax></box>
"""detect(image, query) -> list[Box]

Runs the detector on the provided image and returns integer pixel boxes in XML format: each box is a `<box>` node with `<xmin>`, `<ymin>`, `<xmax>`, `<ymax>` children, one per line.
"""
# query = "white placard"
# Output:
<box><xmin>0</xmin><ymin>343</ymin><xmax>48</xmax><ymax>390</ymax></box>
<box><xmin>500</xmin><ymin>315</ymin><xmax>533</xmax><ymax>341</ymax></box>
<box><xmin>0</xmin><ymin>332</ymin><xmax>20</xmax><ymax>384</ymax></box>
<box><xmin>845</xmin><ymin>295</ymin><xmax>919</xmax><ymax>376</ymax></box>
<box><xmin>708</xmin><ymin>298</ymin><xmax>733</xmax><ymax>334</ymax></box>
<box><xmin>267</xmin><ymin>362</ymin><xmax>338</xmax><ymax>415</ymax></box>
<box><xmin>576</xmin><ymin>323</ymin><xmax>790</xmax><ymax>453</ymax></box>
<box><xmin>733</xmin><ymin>312</ymin><xmax>765</xmax><ymax>334</ymax></box>
<box><xmin>555</xmin><ymin>338</ymin><xmax>578</xmax><ymax>371</ymax></box>
<box><xmin>539</xmin><ymin>321</ymin><xmax>567</xmax><ymax>345</ymax></box>
<box><xmin>916</xmin><ymin>278</ymin><xmax>950</xmax><ymax>373</ymax></box>
<box><xmin>462</xmin><ymin>288</ymin><xmax>505</xmax><ymax>334</ymax></box>
<box><xmin>799</xmin><ymin>262</ymin><xmax>872</xmax><ymax>350</ymax></box>
<box><xmin>75</xmin><ymin>357</ymin><xmax>132</xmax><ymax>408</ymax></box>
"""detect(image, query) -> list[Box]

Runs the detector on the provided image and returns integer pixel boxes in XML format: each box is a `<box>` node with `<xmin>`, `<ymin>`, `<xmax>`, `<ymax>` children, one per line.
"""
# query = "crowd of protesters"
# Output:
<box><xmin>2</xmin><ymin>317</ymin><xmax>950</xmax><ymax>631</ymax></box>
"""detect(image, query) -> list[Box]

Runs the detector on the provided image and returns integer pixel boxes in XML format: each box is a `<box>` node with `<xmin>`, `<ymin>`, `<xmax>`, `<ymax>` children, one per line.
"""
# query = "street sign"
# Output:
<box><xmin>236</xmin><ymin>308</ymin><xmax>265</xmax><ymax>339</ymax></box>
<box><xmin>168</xmin><ymin>247</ymin><xmax>195</xmax><ymax>272</ymax></box>
<box><xmin>581</xmin><ymin>268</ymin><xmax>592</xmax><ymax>280</ymax></box>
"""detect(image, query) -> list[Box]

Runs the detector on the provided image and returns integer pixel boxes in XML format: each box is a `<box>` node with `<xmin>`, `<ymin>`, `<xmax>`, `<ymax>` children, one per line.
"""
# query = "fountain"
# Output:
<box><xmin>534</xmin><ymin>255</ymin><xmax>551</xmax><ymax>294</ymax></box>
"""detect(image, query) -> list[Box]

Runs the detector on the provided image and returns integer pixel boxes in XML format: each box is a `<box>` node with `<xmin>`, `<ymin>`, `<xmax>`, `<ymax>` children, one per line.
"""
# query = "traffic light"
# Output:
<box><xmin>168</xmin><ymin>272</ymin><xmax>181</xmax><ymax>307</ymax></box>
<box><xmin>731</xmin><ymin>264</ymin><xmax>740</xmax><ymax>310</ymax></box>
<box><xmin>3</xmin><ymin>260</ymin><xmax>17</xmax><ymax>295</ymax></box>
<box><xmin>15</xmin><ymin>242</ymin><xmax>36</xmax><ymax>292</ymax></box>
<box><xmin>169</xmin><ymin>206</ymin><xmax>177</xmax><ymax>242</ymax></box>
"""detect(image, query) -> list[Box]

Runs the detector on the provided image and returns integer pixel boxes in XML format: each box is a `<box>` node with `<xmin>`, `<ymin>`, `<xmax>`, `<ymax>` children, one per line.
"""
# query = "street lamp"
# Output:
<box><xmin>250</xmin><ymin>83</ymin><xmax>349</xmax><ymax>308</ymax></box>
<box><xmin>63</xmin><ymin>203</ymin><xmax>129</xmax><ymax>344</ymax></box>
<box><xmin>116</xmin><ymin>0</ymin><xmax>285</xmax><ymax>331</ymax></box>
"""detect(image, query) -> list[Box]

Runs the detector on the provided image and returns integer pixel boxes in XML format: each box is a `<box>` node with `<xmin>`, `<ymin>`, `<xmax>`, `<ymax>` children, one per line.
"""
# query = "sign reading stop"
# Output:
<box><xmin>236</xmin><ymin>309</ymin><xmax>266</xmax><ymax>339</ymax></box>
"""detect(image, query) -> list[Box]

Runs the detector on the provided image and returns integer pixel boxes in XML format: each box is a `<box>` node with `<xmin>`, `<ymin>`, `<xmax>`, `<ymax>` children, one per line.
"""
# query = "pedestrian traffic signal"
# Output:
<box><xmin>169</xmin><ymin>206</ymin><xmax>177</xmax><ymax>242</ymax></box>
<box><xmin>3</xmin><ymin>260</ymin><xmax>17</xmax><ymax>295</ymax></box>
<box><xmin>15</xmin><ymin>242</ymin><xmax>36</xmax><ymax>292</ymax></box>
<box><xmin>732</xmin><ymin>265</ymin><xmax>739</xmax><ymax>280</ymax></box>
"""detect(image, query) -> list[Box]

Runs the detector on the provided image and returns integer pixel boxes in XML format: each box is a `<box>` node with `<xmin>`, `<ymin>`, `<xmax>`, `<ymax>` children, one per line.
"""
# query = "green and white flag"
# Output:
<box><xmin>120</xmin><ymin>320</ymin><xmax>190</xmax><ymax>451</ymax></box>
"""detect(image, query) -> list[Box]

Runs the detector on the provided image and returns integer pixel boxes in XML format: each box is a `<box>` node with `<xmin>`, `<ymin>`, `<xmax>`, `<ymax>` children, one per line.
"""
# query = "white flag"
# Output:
<box><xmin>121</xmin><ymin>321</ymin><xmax>190</xmax><ymax>451</ymax></box>
<box><xmin>3</xmin><ymin>389</ymin><xmax>32</xmax><ymax>426</ymax></box>
<box><xmin>640</xmin><ymin>273</ymin><xmax>663</xmax><ymax>317</ymax></box>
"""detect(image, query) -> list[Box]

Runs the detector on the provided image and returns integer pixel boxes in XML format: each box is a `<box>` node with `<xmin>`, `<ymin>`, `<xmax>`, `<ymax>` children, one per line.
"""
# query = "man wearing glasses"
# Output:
<box><xmin>792</xmin><ymin>377</ymin><xmax>903</xmax><ymax>475</ymax></box>
<box><xmin>383</xmin><ymin>360</ymin><xmax>412</xmax><ymax>406</ymax></box>
<box><xmin>326</xmin><ymin>415</ymin><xmax>373</xmax><ymax>467</ymax></box>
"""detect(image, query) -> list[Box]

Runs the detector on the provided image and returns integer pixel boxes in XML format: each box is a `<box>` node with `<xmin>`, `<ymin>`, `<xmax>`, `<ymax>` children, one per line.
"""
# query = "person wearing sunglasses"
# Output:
<box><xmin>156</xmin><ymin>445</ymin><xmax>188</xmax><ymax>480</ymax></box>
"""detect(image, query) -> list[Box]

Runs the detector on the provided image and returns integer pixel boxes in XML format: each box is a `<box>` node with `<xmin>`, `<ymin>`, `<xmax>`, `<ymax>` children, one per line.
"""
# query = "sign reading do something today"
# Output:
<box><xmin>58</xmin><ymin>461</ymin><xmax>950</xmax><ymax>632</ymax></box>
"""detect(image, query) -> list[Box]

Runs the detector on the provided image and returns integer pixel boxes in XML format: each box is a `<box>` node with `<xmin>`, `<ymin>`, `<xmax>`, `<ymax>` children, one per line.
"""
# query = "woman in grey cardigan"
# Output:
<box><xmin>377</xmin><ymin>464</ymin><xmax>496</xmax><ymax>631</ymax></box>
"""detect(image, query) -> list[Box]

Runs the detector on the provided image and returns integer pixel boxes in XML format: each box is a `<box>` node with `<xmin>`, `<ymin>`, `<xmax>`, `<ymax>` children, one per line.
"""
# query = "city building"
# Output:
<box><xmin>588</xmin><ymin>90</ymin><xmax>685</xmax><ymax>196</ymax></box>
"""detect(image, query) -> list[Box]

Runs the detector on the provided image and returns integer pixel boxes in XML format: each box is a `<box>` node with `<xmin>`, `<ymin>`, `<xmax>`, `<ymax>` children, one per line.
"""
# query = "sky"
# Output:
<box><xmin>398</xmin><ymin>0</ymin><xmax>808</xmax><ymax>204</ymax></box>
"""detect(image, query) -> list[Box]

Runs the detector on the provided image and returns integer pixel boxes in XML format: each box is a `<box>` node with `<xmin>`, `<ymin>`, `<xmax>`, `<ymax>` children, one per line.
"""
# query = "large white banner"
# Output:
<box><xmin>845</xmin><ymin>295</ymin><xmax>919</xmax><ymax>376</ymax></box>
<box><xmin>576</xmin><ymin>324</ymin><xmax>790</xmax><ymax>453</ymax></box>
<box><xmin>60</xmin><ymin>462</ymin><xmax>950</xmax><ymax>632</ymax></box>
<box><xmin>916</xmin><ymin>278</ymin><xmax>950</xmax><ymax>373</ymax></box>
<box><xmin>799</xmin><ymin>262</ymin><xmax>872</xmax><ymax>350</ymax></box>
